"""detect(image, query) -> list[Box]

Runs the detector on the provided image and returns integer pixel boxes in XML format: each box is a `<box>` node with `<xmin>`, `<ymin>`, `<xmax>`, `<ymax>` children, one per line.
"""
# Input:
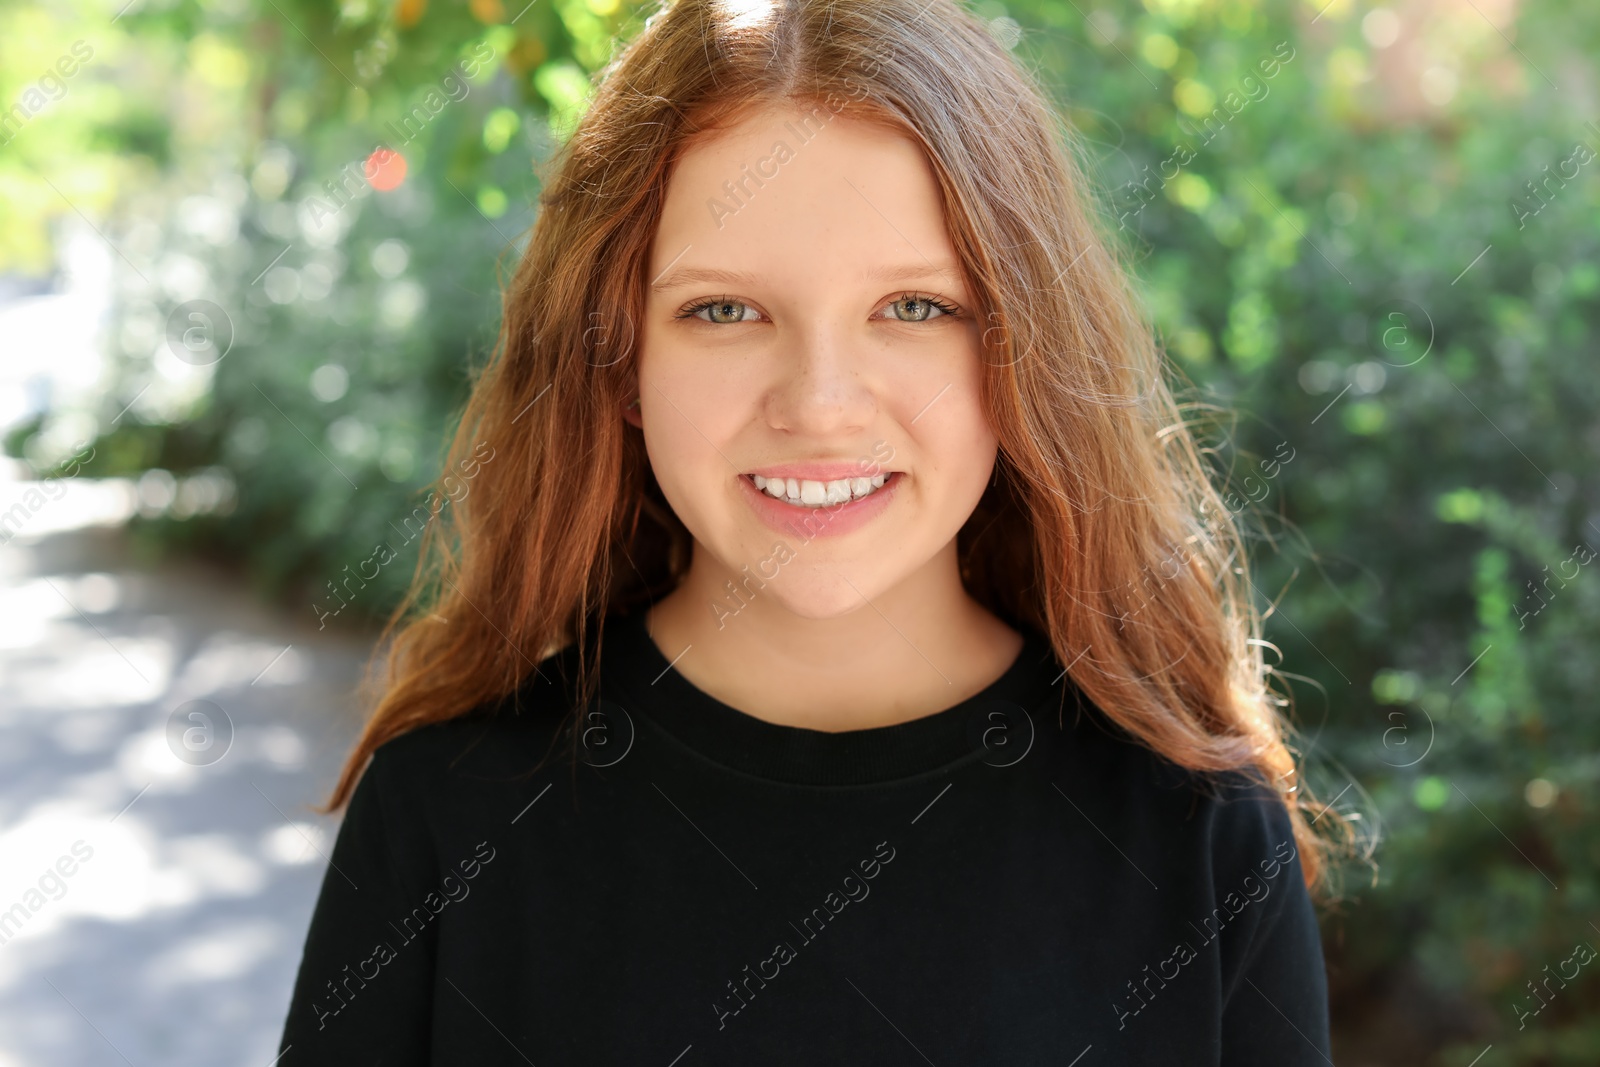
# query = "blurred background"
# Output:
<box><xmin>0</xmin><ymin>0</ymin><xmax>1595</xmax><ymax>1063</ymax></box>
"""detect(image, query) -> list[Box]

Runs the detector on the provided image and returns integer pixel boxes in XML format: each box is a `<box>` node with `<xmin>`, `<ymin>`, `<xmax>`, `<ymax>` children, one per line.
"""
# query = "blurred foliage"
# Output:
<box><xmin>1</xmin><ymin>0</ymin><xmax>627</xmax><ymax>607</ymax></box>
<box><xmin>3</xmin><ymin>0</ymin><xmax>1598</xmax><ymax>1062</ymax></box>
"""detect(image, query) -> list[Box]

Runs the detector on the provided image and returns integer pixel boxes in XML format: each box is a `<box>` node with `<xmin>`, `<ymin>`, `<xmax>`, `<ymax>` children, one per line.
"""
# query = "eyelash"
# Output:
<box><xmin>674</xmin><ymin>291</ymin><xmax>963</xmax><ymax>324</ymax></box>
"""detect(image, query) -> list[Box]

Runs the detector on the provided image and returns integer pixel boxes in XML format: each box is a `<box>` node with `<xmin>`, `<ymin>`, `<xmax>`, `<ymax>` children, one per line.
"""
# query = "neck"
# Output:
<box><xmin>643</xmin><ymin>541</ymin><xmax>1023</xmax><ymax>731</ymax></box>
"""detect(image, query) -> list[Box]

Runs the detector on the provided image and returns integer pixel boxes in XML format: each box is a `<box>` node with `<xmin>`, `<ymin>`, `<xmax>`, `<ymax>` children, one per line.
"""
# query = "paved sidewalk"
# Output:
<box><xmin>0</xmin><ymin>523</ymin><xmax>376</xmax><ymax>1067</ymax></box>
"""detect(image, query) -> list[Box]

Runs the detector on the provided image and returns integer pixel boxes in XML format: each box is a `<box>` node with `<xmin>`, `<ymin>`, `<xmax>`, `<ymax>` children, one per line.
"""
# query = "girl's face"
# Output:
<box><xmin>632</xmin><ymin>101</ymin><xmax>998</xmax><ymax>618</ymax></box>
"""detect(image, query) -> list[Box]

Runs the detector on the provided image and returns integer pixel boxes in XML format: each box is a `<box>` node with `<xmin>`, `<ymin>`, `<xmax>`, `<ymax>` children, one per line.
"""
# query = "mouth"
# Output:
<box><xmin>744</xmin><ymin>471</ymin><xmax>899</xmax><ymax>509</ymax></box>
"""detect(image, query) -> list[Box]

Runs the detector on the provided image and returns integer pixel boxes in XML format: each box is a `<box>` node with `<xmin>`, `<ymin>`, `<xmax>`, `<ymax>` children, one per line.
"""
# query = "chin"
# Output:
<box><xmin>762</xmin><ymin>574</ymin><xmax>894</xmax><ymax>621</ymax></box>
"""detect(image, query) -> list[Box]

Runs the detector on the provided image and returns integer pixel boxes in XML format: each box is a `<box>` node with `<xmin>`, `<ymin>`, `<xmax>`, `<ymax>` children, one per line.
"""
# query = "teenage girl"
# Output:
<box><xmin>279</xmin><ymin>1</ymin><xmax>1343</xmax><ymax>1062</ymax></box>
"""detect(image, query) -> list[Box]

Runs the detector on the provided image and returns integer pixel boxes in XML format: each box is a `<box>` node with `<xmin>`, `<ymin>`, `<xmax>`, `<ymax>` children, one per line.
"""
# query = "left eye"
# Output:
<box><xmin>688</xmin><ymin>299</ymin><xmax>760</xmax><ymax>324</ymax></box>
<box><xmin>879</xmin><ymin>295</ymin><xmax>956</xmax><ymax>322</ymax></box>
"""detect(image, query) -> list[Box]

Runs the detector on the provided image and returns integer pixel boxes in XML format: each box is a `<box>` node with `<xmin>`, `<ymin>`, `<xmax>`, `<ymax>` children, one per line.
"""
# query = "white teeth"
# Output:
<box><xmin>748</xmin><ymin>472</ymin><xmax>895</xmax><ymax>508</ymax></box>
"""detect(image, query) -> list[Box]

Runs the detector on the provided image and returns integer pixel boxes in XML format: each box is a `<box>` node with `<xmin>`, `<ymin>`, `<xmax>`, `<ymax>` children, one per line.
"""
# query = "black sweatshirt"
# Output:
<box><xmin>277</xmin><ymin>609</ymin><xmax>1331</xmax><ymax>1065</ymax></box>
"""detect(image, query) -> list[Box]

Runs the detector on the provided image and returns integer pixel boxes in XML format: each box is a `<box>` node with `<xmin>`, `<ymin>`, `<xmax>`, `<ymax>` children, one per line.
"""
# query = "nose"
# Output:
<box><xmin>762</xmin><ymin>321</ymin><xmax>877</xmax><ymax>438</ymax></box>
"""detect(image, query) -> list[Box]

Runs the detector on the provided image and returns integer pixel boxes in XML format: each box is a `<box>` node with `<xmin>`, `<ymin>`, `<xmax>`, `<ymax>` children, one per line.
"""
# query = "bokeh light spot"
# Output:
<box><xmin>365</xmin><ymin>148</ymin><xmax>408</xmax><ymax>191</ymax></box>
<box><xmin>1414</xmin><ymin>776</ymin><xmax>1449</xmax><ymax>811</ymax></box>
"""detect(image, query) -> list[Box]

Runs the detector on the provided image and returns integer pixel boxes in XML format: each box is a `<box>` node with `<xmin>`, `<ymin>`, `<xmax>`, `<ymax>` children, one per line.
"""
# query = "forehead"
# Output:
<box><xmin>649</xmin><ymin>100</ymin><xmax>960</xmax><ymax>293</ymax></box>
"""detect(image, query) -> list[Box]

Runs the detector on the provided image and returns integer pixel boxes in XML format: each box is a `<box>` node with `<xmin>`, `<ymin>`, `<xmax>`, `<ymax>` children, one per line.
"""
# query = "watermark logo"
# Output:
<box><xmin>966</xmin><ymin>699</ymin><xmax>1035</xmax><ymax>768</ymax></box>
<box><xmin>165</xmin><ymin>299</ymin><xmax>235</xmax><ymax>366</ymax></box>
<box><xmin>165</xmin><ymin>699</ymin><xmax>234</xmax><ymax>767</ymax></box>
<box><xmin>578</xmin><ymin>700</ymin><xmax>635</xmax><ymax>768</ymax></box>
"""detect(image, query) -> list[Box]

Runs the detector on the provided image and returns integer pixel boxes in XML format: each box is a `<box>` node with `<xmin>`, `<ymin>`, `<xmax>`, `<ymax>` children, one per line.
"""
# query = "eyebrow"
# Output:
<box><xmin>649</xmin><ymin>262</ymin><xmax>964</xmax><ymax>294</ymax></box>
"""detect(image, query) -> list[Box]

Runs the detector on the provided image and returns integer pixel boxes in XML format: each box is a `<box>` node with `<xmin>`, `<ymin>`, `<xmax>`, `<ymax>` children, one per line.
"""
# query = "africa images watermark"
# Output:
<box><xmin>1514</xmin><ymin>537</ymin><xmax>1595</xmax><ymax>630</ymax></box>
<box><xmin>708</xmin><ymin>440</ymin><xmax>897</xmax><ymax>629</ymax></box>
<box><xmin>301</xmin><ymin>39</ymin><xmax>499</xmax><ymax>232</ymax></box>
<box><xmin>703</xmin><ymin>57</ymin><xmax>881</xmax><ymax>230</ymax></box>
<box><xmin>0</xmin><ymin>840</ymin><xmax>97</xmax><ymax>949</ymax></box>
<box><xmin>1110</xmin><ymin>439</ymin><xmax>1296</xmax><ymax>628</ymax></box>
<box><xmin>1513</xmin><ymin>937</ymin><xmax>1596</xmax><ymax>1031</ymax></box>
<box><xmin>308</xmin><ymin>839</ymin><xmax>497</xmax><ymax>1030</ymax></box>
<box><xmin>0</xmin><ymin>438</ymin><xmax>96</xmax><ymax>546</ymax></box>
<box><xmin>1115</xmin><ymin>40</ymin><xmax>1297</xmax><ymax>231</ymax></box>
<box><xmin>1509</xmin><ymin>121</ymin><xmax>1598</xmax><ymax>231</ymax></box>
<box><xmin>0</xmin><ymin>39</ymin><xmax>94</xmax><ymax>148</ymax></box>
<box><xmin>1112</xmin><ymin>836</ymin><xmax>1298</xmax><ymax>1030</ymax></box>
<box><xmin>379</xmin><ymin>40</ymin><xmax>495</xmax><ymax>149</ymax></box>
<box><xmin>313</xmin><ymin>439</ymin><xmax>496</xmax><ymax>628</ymax></box>
<box><xmin>712</xmin><ymin>839</ymin><xmax>897</xmax><ymax>1031</ymax></box>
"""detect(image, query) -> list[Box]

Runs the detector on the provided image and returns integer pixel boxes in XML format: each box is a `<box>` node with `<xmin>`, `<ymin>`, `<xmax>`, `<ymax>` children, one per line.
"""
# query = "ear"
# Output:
<box><xmin>620</xmin><ymin>387</ymin><xmax>643</xmax><ymax>429</ymax></box>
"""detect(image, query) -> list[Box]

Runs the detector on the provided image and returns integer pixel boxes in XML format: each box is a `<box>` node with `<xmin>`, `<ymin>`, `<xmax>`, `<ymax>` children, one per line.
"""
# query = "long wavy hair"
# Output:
<box><xmin>322</xmin><ymin>0</ymin><xmax>1351</xmax><ymax>896</ymax></box>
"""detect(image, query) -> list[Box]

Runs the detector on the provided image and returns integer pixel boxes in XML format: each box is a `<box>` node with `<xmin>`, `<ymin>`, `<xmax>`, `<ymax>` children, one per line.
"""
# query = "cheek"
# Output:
<box><xmin>635</xmin><ymin>329</ymin><xmax>751</xmax><ymax>529</ymax></box>
<box><xmin>894</xmin><ymin>329</ymin><xmax>997</xmax><ymax>502</ymax></box>
<box><xmin>640</xmin><ymin>408</ymin><xmax>718</xmax><ymax>522</ymax></box>
<box><xmin>927</xmin><ymin>408</ymin><xmax>1000</xmax><ymax>507</ymax></box>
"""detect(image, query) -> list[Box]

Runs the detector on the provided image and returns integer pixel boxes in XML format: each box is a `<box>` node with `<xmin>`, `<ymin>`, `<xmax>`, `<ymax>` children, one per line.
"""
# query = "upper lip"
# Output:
<box><xmin>744</xmin><ymin>462</ymin><xmax>897</xmax><ymax>481</ymax></box>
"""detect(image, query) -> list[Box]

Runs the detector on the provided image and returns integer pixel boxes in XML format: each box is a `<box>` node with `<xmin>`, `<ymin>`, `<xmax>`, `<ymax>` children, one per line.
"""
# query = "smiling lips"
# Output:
<box><xmin>737</xmin><ymin>463</ymin><xmax>903</xmax><ymax>537</ymax></box>
<box><xmin>750</xmin><ymin>472</ymin><xmax>888</xmax><ymax>507</ymax></box>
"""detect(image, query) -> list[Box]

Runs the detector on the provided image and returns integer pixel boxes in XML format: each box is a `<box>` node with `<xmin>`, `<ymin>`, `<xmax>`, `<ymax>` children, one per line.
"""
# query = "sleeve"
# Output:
<box><xmin>276</xmin><ymin>746</ymin><xmax>438</xmax><ymax>1065</ymax></box>
<box><xmin>1212</xmin><ymin>780</ymin><xmax>1332</xmax><ymax>1065</ymax></box>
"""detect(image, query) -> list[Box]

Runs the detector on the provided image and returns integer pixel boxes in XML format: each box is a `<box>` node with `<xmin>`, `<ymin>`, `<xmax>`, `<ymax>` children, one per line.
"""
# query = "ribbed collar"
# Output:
<box><xmin>598</xmin><ymin>607</ymin><xmax>1061</xmax><ymax>787</ymax></box>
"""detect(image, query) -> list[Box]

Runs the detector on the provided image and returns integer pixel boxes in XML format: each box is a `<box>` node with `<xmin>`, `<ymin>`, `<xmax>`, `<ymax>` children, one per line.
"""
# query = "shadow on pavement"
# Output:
<box><xmin>0</xmin><ymin>524</ymin><xmax>376</xmax><ymax>1067</ymax></box>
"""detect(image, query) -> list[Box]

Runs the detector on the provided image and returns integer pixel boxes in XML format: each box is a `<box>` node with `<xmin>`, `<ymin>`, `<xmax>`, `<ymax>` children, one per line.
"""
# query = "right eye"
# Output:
<box><xmin>677</xmin><ymin>297</ymin><xmax>764</xmax><ymax>324</ymax></box>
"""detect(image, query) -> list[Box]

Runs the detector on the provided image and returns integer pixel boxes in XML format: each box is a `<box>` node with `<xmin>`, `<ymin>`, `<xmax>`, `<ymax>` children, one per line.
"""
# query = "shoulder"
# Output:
<box><xmin>365</xmin><ymin>647</ymin><xmax>585</xmax><ymax>796</ymax></box>
<box><xmin>1047</xmin><ymin>691</ymin><xmax>1301</xmax><ymax>878</ymax></box>
<box><xmin>1186</xmin><ymin>766</ymin><xmax>1305</xmax><ymax>897</ymax></box>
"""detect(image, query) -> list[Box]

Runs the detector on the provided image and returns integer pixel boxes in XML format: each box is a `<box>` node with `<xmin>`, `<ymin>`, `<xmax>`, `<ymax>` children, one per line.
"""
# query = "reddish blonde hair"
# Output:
<box><xmin>324</xmin><ymin>0</ymin><xmax>1349</xmax><ymax>896</ymax></box>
